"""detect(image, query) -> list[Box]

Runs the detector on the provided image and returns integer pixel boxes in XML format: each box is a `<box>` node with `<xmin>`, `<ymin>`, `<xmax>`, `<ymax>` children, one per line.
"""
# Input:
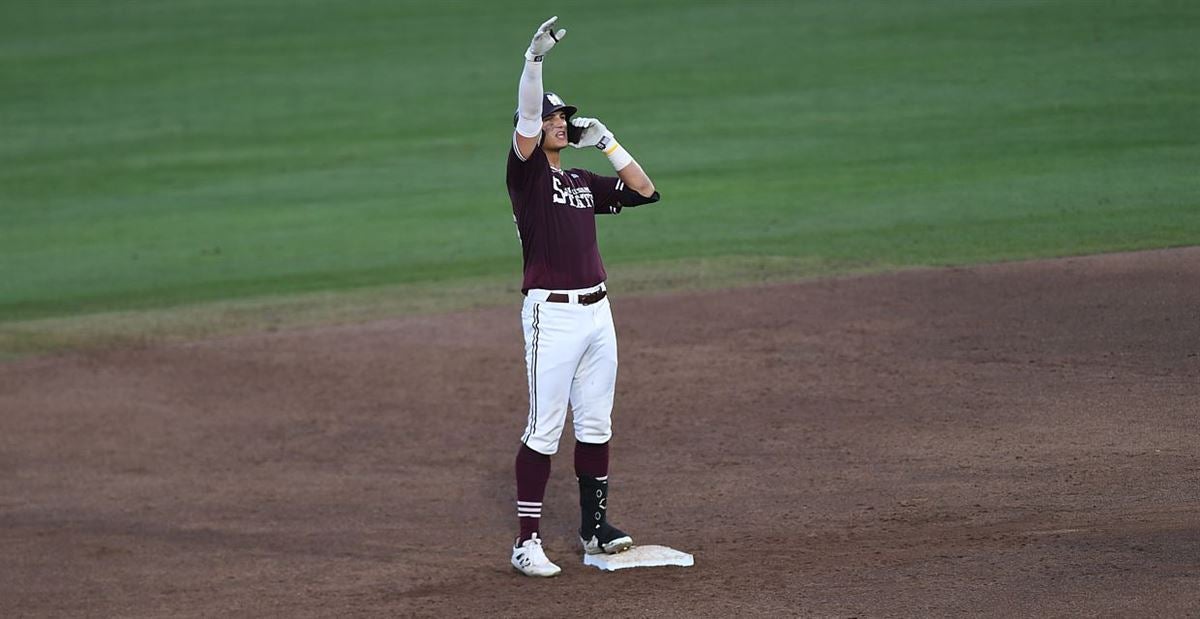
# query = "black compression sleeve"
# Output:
<box><xmin>614</xmin><ymin>188</ymin><xmax>660</xmax><ymax>208</ymax></box>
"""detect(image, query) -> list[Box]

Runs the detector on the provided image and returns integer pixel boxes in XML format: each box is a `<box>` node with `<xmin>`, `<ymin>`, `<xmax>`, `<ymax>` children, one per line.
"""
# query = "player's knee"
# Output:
<box><xmin>573</xmin><ymin>417</ymin><xmax>612</xmax><ymax>444</ymax></box>
<box><xmin>523</xmin><ymin>433</ymin><xmax>562</xmax><ymax>456</ymax></box>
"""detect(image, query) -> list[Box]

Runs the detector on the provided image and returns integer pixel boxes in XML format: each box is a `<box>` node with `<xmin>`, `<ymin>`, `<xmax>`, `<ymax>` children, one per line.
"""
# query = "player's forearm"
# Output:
<box><xmin>597</xmin><ymin>136</ymin><xmax>654</xmax><ymax>197</ymax></box>
<box><xmin>515</xmin><ymin>59</ymin><xmax>544</xmax><ymax>137</ymax></box>
<box><xmin>616</xmin><ymin>160</ymin><xmax>655</xmax><ymax>198</ymax></box>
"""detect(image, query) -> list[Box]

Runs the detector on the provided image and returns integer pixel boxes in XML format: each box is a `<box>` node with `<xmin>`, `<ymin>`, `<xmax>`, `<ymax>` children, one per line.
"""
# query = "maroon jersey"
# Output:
<box><xmin>507</xmin><ymin>144</ymin><xmax>623</xmax><ymax>292</ymax></box>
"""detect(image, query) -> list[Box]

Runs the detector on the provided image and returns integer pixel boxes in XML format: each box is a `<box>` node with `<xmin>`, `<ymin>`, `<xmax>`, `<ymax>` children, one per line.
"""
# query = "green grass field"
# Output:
<box><xmin>2</xmin><ymin>0</ymin><xmax>1198</xmax><ymax>350</ymax></box>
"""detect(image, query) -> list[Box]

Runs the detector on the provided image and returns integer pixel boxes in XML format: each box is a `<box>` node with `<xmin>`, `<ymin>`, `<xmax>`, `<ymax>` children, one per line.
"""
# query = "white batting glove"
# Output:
<box><xmin>526</xmin><ymin>16</ymin><xmax>567</xmax><ymax>62</ymax></box>
<box><xmin>569</xmin><ymin>117</ymin><xmax>614</xmax><ymax>149</ymax></box>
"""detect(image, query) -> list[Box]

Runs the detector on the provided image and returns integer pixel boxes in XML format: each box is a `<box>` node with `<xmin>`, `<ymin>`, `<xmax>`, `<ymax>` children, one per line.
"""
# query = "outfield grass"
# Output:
<box><xmin>2</xmin><ymin>0</ymin><xmax>1198</xmax><ymax>332</ymax></box>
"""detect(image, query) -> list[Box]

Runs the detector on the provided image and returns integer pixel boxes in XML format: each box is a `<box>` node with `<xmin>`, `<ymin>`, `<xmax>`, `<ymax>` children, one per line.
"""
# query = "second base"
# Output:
<box><xmin>582</xmin><ymin>545</ymin><xmax>694</xmax><ymax>571</ymax></box>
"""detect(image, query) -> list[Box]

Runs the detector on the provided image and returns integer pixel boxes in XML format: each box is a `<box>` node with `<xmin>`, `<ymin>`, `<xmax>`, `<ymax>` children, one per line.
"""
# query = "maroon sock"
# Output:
<box><xmin>574</xmin><ymin>440</ymin><xmax>609</xmax><ymax>480</ymax></box>
<box><xmin>515</xmin><ymin>444</ymin><xmax>551</xmax><ymax>543</ymax></box>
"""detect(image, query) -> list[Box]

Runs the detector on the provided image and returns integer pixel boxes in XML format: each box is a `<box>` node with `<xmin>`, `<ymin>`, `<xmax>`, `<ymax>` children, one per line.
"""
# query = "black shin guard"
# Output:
<box><xmin>578</xmin><ymin>475</ymin><xmax>609</xmax><ymax>538</ymax></box>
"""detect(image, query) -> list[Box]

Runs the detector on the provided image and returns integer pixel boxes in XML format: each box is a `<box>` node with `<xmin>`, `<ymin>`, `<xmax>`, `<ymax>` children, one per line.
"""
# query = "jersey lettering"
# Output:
<box><xmin>552</xmin><ymin>175</ymin><xmax>595</xmax><ymax>209</ymax></box>
<box><xmin>552</xmin><ymin>176</ymin><xmax>568</xmax><ymax>205</ymax></box>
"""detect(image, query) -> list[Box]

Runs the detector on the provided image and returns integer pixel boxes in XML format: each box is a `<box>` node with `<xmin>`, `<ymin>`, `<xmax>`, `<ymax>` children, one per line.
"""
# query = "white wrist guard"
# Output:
<box><xmin>598</xmin><ymin>137</ymin><xmax>634</xmax><ymax>171</ymax></box>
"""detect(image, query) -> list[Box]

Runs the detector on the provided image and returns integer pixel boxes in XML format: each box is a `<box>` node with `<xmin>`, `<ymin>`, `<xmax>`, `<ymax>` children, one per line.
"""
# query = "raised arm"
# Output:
<box><xmin>571</xmin><ymin>117</ymin><xmax>656</xmax><ymax>198</ymax></box>
<box><xmin>513</xmin><ymin>17</ymin><xmax>567</xmax><ymax>161</ymax></box>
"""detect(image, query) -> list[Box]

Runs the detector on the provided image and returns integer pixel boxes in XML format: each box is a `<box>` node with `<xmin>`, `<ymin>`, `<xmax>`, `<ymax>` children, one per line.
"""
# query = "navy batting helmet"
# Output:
<box><xmin>513</xmin><ymin>91</ymin><xmax>578</xmax><ymax>125</ymax></box>
<box><xmin>540</xmin><ymin>92</ymin><xmax>577</xmax><ymax>119</ymax></box>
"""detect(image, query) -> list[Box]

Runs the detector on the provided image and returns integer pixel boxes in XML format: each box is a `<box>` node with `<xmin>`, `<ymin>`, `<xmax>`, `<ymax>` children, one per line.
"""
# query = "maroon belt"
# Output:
<box><xmin>541</xmin><ymin>289</ymin><xmax>607</xmax><ymax>305</ymax></box>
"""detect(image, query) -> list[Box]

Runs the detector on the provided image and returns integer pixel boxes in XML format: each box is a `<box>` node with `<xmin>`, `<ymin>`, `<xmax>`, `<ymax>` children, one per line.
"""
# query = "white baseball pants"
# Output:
<box><xmin>520</xmin><ymin>284</ymin><xmax>618</xmax><ymax>455</ymax></box>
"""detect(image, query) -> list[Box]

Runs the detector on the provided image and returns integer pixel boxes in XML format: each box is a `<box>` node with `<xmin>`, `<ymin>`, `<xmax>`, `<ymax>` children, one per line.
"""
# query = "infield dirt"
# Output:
<box><xmin>2</xmin><ymin>248</ymin><xmax>1198</xmax><ymax>616</ymax></box>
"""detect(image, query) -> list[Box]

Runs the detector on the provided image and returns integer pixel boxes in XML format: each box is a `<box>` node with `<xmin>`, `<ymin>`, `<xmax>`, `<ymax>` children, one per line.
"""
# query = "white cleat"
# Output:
<box><xmin>580</xmin><ymin>524</ymin><xmax>634</xmax><ymax>555</ymax></box>
<box><xmin>511</xmin><ymin>533</ymin><xmax>562</xmax><ymax>577</ymax></box>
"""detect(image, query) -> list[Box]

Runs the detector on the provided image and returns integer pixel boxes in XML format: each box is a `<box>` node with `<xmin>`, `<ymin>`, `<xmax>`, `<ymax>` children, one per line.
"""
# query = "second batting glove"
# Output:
<box><xmin>569</xmin><ymin>117</ymin><xmax>614</xmax><ymax>149</ymax></box>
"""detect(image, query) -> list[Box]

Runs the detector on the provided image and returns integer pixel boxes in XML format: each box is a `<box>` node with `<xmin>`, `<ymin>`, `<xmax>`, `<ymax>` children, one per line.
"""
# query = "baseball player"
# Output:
<box><xmin>506</xmin><ymin>16</ymin><xmax>661</xmax><ymax>577</ymax></box>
